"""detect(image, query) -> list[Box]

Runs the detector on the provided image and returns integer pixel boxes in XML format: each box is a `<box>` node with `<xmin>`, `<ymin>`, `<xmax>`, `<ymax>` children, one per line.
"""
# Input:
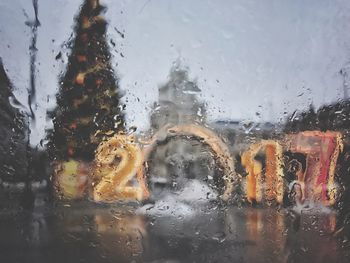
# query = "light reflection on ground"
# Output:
<box><xmin>0</xmin><ymin>197</ymin><xmax>348</xmax><ymax>263</ymax></box>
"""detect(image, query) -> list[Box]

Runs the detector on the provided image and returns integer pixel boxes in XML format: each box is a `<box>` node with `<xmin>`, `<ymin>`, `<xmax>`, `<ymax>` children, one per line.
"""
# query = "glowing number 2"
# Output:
<box><xmin>93</xmin><ymin>135</ymin><xmax>149</xmax><ymax>202</ymax></box>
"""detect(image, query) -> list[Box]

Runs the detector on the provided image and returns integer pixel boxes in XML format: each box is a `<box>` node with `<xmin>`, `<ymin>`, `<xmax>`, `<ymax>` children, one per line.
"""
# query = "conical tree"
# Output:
<box><xmin>49</xmin><ymin>0</ymin><xmax>125</xmax><ymax>161</ymax></box>
<box><xmin>0</xmin><ymin>58</ymin><xmax>29</xmax><ymax>182</ymax></box>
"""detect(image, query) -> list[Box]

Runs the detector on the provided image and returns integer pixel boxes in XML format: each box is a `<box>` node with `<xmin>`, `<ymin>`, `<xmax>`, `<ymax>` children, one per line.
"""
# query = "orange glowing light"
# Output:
<box><xmin>81</xmin><ymin>17</ymin><xmax>91</xmax><ymax>29</ymax></box>
<box><xmin>76</xmin><ymin>55</ymin><xmax>87</xmax><ymax>62</ymax></box>
<box><xmin>54</xmin><ymin>159</ymin><xmax>89</xmax><ymax>200</ymax></box>
<box><xmin>69</xmin><ymin>123</ymin><xmax>77</xmax><ymax>129</ymax></box>
<box><xmin>75</xmin><ymin>73</ymin><xmax>85</xmax><ymax>85</ymax></box>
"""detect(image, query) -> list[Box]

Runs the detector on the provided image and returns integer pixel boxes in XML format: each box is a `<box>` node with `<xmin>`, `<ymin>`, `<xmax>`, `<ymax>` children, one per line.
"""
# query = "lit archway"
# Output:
<box><xmin>142</xmin><ymin>124</ymin><xmax>238</xmax><ymax>201</ymax></box>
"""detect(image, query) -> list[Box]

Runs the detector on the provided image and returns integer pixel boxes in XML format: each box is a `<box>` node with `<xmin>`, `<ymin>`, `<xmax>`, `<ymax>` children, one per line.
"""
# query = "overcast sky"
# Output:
<box><xmin>1</xmin><ymin>0</ymin><xmax>350</xmax><ymax>146</ymax></box>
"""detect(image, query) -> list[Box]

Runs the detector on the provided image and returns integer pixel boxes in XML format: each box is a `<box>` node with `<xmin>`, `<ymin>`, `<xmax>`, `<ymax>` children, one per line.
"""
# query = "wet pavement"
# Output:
<box><xmin>0</xmin><ymin>194</ymin><xmax>349</xmax><ymax>263</ymax></box>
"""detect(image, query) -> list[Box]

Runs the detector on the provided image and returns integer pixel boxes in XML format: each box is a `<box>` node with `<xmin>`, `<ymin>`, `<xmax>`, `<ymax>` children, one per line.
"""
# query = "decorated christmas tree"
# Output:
<box><xmin>48</xmin><ymin>0</ymin><xmax>125</xmax><ymax>161</ymax></box>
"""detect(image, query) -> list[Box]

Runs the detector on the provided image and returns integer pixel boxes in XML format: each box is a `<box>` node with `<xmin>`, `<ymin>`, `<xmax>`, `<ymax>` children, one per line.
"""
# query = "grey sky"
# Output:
<box><xmin>1</xmin><ymin>0</ymin><xmax>350</xmax><ymax>146</ymax></box>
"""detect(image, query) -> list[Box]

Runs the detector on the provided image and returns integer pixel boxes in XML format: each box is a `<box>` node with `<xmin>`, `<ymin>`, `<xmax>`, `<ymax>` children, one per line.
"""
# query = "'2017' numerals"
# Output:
<box><xmin>55</xmin><ymin>127</ymin><xmax>343</xmax><ymax>206</ymax></box>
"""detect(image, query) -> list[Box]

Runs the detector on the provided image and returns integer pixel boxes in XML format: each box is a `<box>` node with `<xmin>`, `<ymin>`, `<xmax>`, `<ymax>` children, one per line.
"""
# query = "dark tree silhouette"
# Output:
<box><xmin>284</xmin><ymin>101</ymin><xmax>350</xmax><ymax>132</ymax></box>
<box><xmin>0</xmin><ymin>59</ymin><xmax>29</xmax><ymax>183</ymax></box>
<box><xmin>284</xmin><ymin>100</ymin><xmax>350</xmax><ymax>236</ymax></box>
<box><xmin>48</xmin><ymin>0</ymin><xmax>125</xmax><ymax>161</ymax></box>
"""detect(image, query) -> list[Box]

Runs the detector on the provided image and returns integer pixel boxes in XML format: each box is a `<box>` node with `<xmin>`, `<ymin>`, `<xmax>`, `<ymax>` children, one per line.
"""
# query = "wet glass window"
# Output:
<box><xmin>1</xmin><ymin>0</ymin><xmax>350</xmax><ymax>262</ymax></box>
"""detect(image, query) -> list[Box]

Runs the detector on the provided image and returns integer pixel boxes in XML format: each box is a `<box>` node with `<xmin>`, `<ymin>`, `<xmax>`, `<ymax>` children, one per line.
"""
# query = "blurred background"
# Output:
<box><xmin>1</xmin><ymin>0</ymin><xmax>350</xmax><ymax>262</ymax></box>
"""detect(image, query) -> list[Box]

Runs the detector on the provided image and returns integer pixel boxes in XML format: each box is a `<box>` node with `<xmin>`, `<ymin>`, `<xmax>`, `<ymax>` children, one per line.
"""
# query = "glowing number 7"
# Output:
<box><xmin>285</xmin><ymin>131</ymin><xmax>343</xmax><ymax>206</ymax></box>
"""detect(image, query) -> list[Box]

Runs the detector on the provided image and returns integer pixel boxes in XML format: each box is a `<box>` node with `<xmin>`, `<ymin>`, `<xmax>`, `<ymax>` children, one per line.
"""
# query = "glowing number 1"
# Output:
<box><xmin>241</xmin><ymin>140</ymin><xmax>284</xmax><ymax>204</ymax></box>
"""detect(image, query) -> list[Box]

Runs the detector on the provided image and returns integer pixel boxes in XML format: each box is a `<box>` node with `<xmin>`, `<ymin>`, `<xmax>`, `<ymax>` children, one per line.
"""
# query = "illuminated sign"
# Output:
<box><xmin>54</xmin><ymin>127</ymin><xmax>344</xmax><ymax>207</ymax></box>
